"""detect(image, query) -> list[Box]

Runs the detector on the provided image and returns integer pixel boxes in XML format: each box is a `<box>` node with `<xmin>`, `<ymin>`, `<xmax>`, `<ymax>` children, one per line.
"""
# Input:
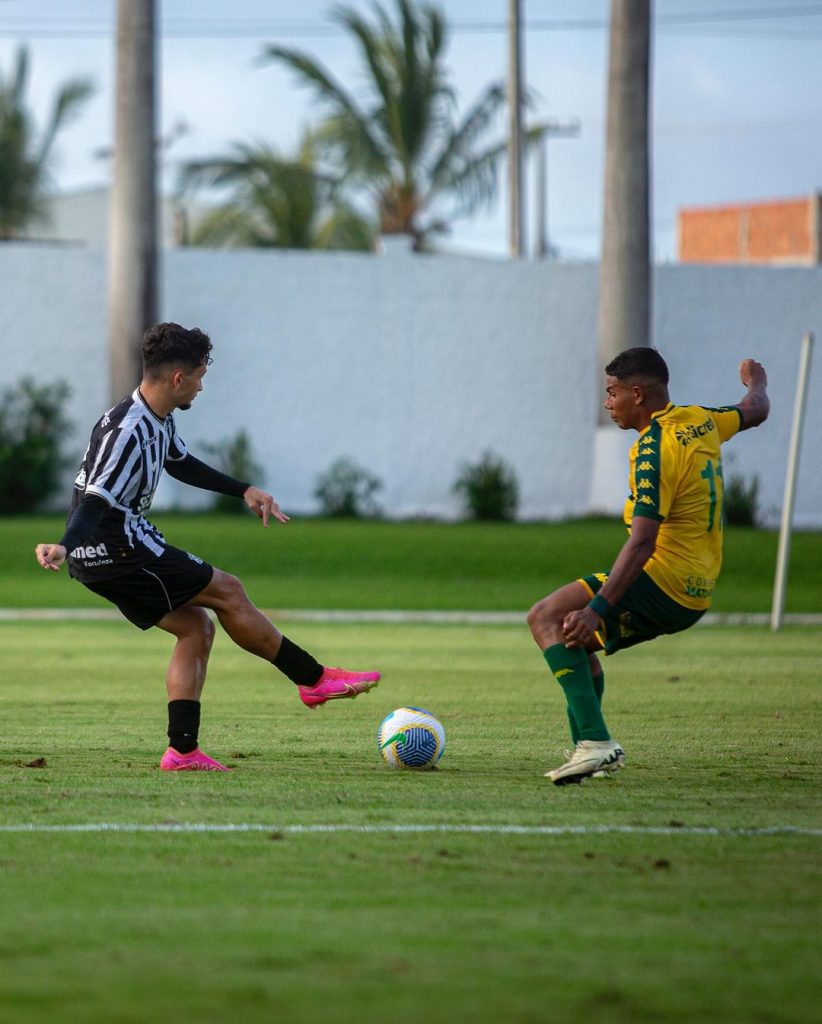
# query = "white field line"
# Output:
<box><xmin>1</xmin><ymin>608</ymin><xmax>820</xmax><ymax>626</ymax></box>
<box><xmin>0</xmin><ymin>823</ymin><xmax>819</xmax><ymax>837</ymax></box>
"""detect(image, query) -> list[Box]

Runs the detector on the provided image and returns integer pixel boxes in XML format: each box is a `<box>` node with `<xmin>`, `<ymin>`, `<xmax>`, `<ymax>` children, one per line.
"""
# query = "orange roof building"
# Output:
<box><xmin>677</xmin><ymin>193</ymin><xmax>821</xmax><ymax>265</ymax></box>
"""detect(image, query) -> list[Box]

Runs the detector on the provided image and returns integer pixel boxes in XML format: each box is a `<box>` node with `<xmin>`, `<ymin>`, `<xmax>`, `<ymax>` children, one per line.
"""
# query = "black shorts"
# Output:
<box><xmin>579</xmin><ymin>570</ymin><xmax>704</xmax><ymax>655</ymax></box>
<box><xmin>82</xmin><ymin>545</ymin><xmax>214</xmax><ymax>630</ymax></box>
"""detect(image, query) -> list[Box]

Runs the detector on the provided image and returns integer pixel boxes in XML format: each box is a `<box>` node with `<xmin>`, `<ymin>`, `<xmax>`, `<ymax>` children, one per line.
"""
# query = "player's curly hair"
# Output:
<box><xmin>142</xmin><ymin>322</ymin><xmax>213</xmax><ymax>376</ymax></box>
<box><xmin>606</xmin><ymin>347</ymin><xmax>669</xmax><ymax>385</ymax></box>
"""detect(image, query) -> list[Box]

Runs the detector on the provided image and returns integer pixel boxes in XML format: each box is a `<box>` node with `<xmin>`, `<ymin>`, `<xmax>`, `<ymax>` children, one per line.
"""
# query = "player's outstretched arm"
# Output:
<box><xmin>242</xmin><ymin>485</ymin><xmax>289</xmax><ymax>528</ymax></box>
<box><xmin>165</xmin><ymin>455</ymin><xmax>287</xmax><ymax>526</ymax></box>
<box><xmin>35</xmin><ymin>543</ymin><xmax>67</xmax><ymax>571</ymax></box>
<box><xmin>736</xmin><ymin>358</ymin><xmax>769</xmax><ymax>430</ymax></box>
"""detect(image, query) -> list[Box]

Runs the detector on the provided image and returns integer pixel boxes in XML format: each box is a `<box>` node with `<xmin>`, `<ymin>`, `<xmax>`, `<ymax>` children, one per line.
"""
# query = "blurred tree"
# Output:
<box><xmin>314</xmin><ymin>457</ymin><xmax>383</xmax><ymax>518</ymax></box>
<box><xmin>180</xmin><ymin>135</ymin><xmax>374</xmax><ymax>250</ymax></box>
<box><xmin>0</xmin><ymin>46</ymin><xmax>94</xmax><ymax>239</ymax></box>
<box><xmin>0</xmin><ymin>378</ymin><xmax>72</xmax><ymax>514</ymax></box>
<box><xmin>202</xmin><ymin>430</ymin><xmax>264</xmax><ymax>514</ymax></box>
<box><xmin>262</xmin><ymin>0</ymin><xmax>508</xmax><ymax>251</ymax></box>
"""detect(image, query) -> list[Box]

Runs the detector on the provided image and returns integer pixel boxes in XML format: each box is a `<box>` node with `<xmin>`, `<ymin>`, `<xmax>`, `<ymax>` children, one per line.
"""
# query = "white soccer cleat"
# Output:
<box><xmin>546</xmin><ymin>739</ymin><xmax>625</xmax><ymax>786</ymax></box>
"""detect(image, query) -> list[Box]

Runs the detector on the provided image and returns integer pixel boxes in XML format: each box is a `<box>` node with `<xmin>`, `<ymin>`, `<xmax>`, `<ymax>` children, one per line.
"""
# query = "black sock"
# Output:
<box><xmin>167</xmin><ymin>699</ymin><xmax>200</xmax><ymax>754</ymax></box>
<box><xmin>273</xmin><ymin>635</ymin><xmax>324</xmax><ymax>686</ymax></box>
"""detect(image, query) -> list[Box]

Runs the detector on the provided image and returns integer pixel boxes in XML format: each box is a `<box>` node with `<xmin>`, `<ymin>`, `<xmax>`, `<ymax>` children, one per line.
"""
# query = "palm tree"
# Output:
<box><xmin>180</xmin><ymin>136</ymin><xmax>375</xmax><ymax>251</ymax></box>
<box><xmin>0</xmin><ymin>46</ymin><xmax>94</xmax><ymax>240</ymax></box>
<box><xmin>262</xmin><ymin>0</ymin><xmax>508</xmax><ymax>251</ymax></box>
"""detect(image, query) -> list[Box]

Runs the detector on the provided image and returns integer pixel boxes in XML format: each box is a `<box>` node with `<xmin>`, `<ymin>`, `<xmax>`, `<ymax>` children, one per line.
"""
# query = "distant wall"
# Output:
<box><xmin>1</xmin><ymin>244</ymin><xmax>820</xmax><ymax>527</ymax></box>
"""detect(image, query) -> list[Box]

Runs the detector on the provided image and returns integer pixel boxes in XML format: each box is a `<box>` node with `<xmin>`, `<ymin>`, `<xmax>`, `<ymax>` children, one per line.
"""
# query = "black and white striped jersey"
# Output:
<box><xmin>67</xmin><ymin>390</ymin><xmax>188</xmax><ymax>581</ymax></box>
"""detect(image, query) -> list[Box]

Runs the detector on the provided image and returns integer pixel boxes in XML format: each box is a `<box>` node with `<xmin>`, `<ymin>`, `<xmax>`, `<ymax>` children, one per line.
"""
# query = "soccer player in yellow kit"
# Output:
<box><xmin>527</xmin><ymin>347</ymin><xmax>769</xmax><ymax>785</ymax></box>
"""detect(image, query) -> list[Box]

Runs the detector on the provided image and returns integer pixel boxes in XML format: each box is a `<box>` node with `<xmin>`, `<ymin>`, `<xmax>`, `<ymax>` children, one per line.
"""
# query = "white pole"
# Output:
<box><xmin>536</xmin><ymin>132</ymin><xmax>547</xmax><ymax>260</ymax></box>
<box><xmin>771</xmin><ymin>332</ymin><xmax>814</xmax><ymax>631</ymax></box>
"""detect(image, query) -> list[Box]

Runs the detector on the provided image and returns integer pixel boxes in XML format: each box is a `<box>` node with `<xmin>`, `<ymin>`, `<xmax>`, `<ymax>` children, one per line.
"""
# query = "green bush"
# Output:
<box><xmin>202</xmin><ymin>430</ymin><xmax>263</xmax><ymax>514</ymax></box>
<box><xmin>314</xmin><ymin>457</ymin><xmax>382</xmax><ymax>518</ymax></box>
<box><xmin>453</xmin><ymin>449</ymin><xmax>519</xmax><ymax>521</ymax></box>
<box><xmin>0</xmin><ymin>378</ymin><xmax>72</xmax><ymax>514</ymax></box>
<box><xmin>723</xmin><ymin>469</ymin><xmax>760</xmax><ymax>527</ymax></box>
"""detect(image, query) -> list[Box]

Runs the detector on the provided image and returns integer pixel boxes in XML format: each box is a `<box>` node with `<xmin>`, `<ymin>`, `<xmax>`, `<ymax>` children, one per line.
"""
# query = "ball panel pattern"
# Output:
<box><xmin>378</xmin><ymin>707</ymin><xmax>445</xmax><ymax>770</ymax></box>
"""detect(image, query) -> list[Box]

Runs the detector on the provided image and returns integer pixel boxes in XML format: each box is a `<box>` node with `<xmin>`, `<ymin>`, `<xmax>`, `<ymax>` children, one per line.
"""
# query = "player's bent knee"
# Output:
<box><xmin>527</xmin><ymin>591</ymin><xmax>573</xmax><ymax>640</ymax></box>
<box><xmin>159</xmin><ymin>605</ymin><xmax>215</xmax><ymax>649</ymax></box>
<box><xmin>200</xmin><ymin>611</ymin><xmax>217</xmax><ymax>649</ymax></box>
<box><xmin>183</xmin><ymin>606</ymin><xmax>215</xmax><ymax>648</ymax></box>
<box><xmin>187</xmin><ymin>616</ymin><xmax>215</xmax><ymax>657</ymax></box>
<box><xmin>526</xmin><ymin>598</ymin><xmax>553</xmax><ymax>635</ymax></box>
<box><xmin>210</xmin><ymin>570</ymin><xmax>249</xmax><ymax>605</ymax></box>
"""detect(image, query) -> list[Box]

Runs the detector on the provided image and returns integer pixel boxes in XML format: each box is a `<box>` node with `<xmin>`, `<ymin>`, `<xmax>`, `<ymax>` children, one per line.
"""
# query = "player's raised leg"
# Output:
<box><xmin>188</xmin><ymin>569</ymin><xmax>380</xmax><ymax>706</ymax></box>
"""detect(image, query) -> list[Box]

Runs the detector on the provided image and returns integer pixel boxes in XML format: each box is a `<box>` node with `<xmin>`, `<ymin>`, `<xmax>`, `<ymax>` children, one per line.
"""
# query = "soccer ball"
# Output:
<box><xmin>377</xmin><ymin>707</ymin><xmax>445</xmax><ymax>770</ymax></box>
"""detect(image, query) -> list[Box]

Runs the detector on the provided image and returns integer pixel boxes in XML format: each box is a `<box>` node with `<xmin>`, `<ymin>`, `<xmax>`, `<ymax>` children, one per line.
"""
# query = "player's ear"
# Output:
<box><xmin>632</xmin><ymin>383</ymin><xmax>646</xmax><ymax>405</ymax></box>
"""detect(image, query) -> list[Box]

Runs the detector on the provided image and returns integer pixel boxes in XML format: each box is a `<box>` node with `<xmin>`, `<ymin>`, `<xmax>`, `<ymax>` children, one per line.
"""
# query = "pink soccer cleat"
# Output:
<box><xmin>159</xmin><ymin>747</ymin><xmax>229</xmax><ymax>772</ymax></box>
<box><xmin>298</xmin><ymin>666</ymin><xmax>380</xmax><ymax>708</ymax></box>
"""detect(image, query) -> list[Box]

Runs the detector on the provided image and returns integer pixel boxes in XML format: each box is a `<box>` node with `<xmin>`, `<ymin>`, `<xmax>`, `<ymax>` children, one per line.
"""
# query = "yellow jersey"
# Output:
<box><xmin>625</xmin><ymin>402</ymin><xmax>744</xmax><ymax>610</ymax></box>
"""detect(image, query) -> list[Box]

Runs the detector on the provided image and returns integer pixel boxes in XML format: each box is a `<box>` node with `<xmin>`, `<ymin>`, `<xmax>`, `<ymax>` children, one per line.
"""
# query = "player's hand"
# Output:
<box><xmin>740</xmin><ymin>358</ymin><xmax>767</xmax><ymax>389</ymax></box>
<box><xmin>561</xmin><ymin>606</ymin><xmax>601</xmax><ymax>649</ymax></box>
<box><xmin>35</xmin><ymin>543</ymin><xmax>67</xmax><ymax>571</ymax></box>
<box><xmin>243</xmin><ymin>486</ymin><xmax>289</xmax><ymax>527</ymax></box>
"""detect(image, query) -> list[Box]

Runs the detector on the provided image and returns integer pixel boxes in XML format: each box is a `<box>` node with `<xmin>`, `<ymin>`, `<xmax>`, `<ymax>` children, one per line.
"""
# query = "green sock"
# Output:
<box><xmin>543</xmin><ymin>644</ymin><xmax>610</xmax><ymax>742</ymax></box>
<box><xmin>593</xmin><ymin>669</ymin><xmax>605</xmax><ymax>704</ymax></box>
<box><xmin>566</xmin><ymin>704</ymin><xmax>581</xmax><ymax>745</ymax></box>
<box><xmin>568</xmin><ymin>670</ymin><xmax>605</xmax><ymax>743</ymax></box>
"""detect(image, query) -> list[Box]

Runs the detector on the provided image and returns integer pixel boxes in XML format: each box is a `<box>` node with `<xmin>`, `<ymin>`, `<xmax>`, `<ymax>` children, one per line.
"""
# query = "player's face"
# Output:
<box><xmin>176</xmin><ymin>362</ymin><xmax>208</xmax><ymax>411</ymax></box>
<box><xmin>604</xmin><ymin>375</ymin><xmax>640</xmax><ymax>430</ymax></box>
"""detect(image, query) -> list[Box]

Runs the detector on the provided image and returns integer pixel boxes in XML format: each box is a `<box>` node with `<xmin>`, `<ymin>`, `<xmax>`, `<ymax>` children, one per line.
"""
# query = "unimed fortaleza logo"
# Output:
<box><xmin>71</xmin><ymin>543</ymin><xmax>110</xmax><ymax>559</ymax></box>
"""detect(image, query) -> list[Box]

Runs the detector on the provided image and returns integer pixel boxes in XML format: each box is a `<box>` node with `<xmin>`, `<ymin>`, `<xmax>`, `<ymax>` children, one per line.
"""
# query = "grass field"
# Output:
<box><xmin>1</xmin><ymin>613</ymin><xmax>820</xmax><ymax>1024</ymax></box>
<box><xmin>2</xmin><ymin>517</ymin><xmax>820</xmax><ymax>1022</ymax></box>
<box><xmin>5</xmin><ymin>514</ymin><xmax>822</xmax><ymax>612</ymax></box>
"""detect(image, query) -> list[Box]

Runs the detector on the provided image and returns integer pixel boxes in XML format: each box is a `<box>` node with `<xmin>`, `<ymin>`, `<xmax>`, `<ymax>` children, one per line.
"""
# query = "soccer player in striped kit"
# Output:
<box><xmin>35</xmin><ymin>322</ymin><xmax>379</xmax><ymax>771</ymax></box>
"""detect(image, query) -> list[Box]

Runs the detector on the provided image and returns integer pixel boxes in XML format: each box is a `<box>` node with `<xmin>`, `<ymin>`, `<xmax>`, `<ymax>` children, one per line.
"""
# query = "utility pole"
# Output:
<box><xmin>535</xmin><ymin>120</ymin><xmax>580</xmax><ymax>260</ymax></box>
<box><xmin>108</xmin><ymin>0</ymin><xmax>158</xmax><ymax>403</ymax></box>
<box><xmin>597</xmin><ymin>0</ymin><xmax>652</xmax><ymax>386</ymax></box>
<box><xmin>589</xmin><ymin>0</ymin><xmax>652</xmax><ymax>513</ymax></box>
<box><xmin>507</xmin><ymin>0</ymin><xmax>524</xmax><ymax>258</ymax></box>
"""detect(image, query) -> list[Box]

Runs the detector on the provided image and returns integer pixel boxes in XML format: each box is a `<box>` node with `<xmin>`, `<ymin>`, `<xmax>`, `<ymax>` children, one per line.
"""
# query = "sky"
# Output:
<box><xmin>1</xmin><ymin>0</ymin><xmax>821</xmax><ymax>261</ymax></box>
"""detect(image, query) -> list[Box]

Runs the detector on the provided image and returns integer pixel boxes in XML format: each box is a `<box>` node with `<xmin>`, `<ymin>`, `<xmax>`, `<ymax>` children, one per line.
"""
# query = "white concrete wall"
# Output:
<box><xmin>1</xmin><ymin>243</ymin><xmax>820</xmax><ymax>526</ymax></box>
<box><xmin>655</xmin><ymin>265</ymin><xmax>822</xmax><ymax>528</ymax></box>
<box><xmin>0</xmin><ymin>245</ymin><xmax>110</xmax><ymax>452</ymax></box>
<box><xmin>22</xmin><ymin>188</ymin><xmax>187</xmax><ymax>250</ymax></box>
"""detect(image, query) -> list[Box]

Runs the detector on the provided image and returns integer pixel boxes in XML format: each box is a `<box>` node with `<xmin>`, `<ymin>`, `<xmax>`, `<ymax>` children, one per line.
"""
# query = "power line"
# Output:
<box><xmin>2</xmin><ymin>5</ymin><xmax>822</xmax><ymax>39</ymax></box>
